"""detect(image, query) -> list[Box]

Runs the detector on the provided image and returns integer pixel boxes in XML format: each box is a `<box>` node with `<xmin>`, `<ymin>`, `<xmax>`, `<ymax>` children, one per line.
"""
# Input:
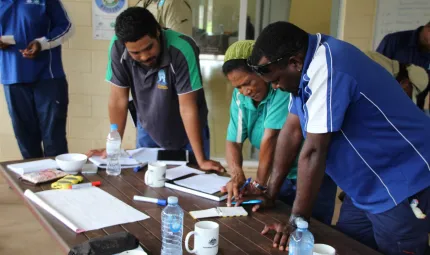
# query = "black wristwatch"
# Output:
<box><xmin>252</xmin><ymin>180</ymin><xmax>268</xmax><ymax>192</ymax></box>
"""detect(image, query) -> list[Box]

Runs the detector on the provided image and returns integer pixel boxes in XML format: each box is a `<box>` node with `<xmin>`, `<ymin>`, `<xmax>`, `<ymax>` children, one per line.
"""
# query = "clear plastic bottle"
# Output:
<box><xmin>161</xmin><ymin>196</ymin><xmax>184</xmax><ymax>255</ymax></box>
<box><xmin>288</xmin><ymin>219</ymin><xmax>314</xmax><ymax>255</ymax></box>
<box><xmin>106</xmin><ymin>124</ymin><xmax>121</xmax><ymax>176</ymax></box>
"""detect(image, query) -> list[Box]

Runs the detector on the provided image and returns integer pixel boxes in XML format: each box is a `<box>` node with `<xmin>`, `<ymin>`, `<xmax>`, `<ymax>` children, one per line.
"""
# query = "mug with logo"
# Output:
<box><xmin>144</xmin><ymin>162</ymin><xmax>167</xmax><ymax>188</ymax></box>
<box><xmin>185</xmin><ymin>221</ymin><xmax>219</xmax><ymax>255</ymax></box>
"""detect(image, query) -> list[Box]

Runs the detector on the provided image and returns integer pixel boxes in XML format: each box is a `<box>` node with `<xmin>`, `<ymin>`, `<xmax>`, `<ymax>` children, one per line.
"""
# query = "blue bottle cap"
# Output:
<box><xmin>110</xmin><ymin>124</ymin><xmax>118</xmax><ymax>131</ymax></box>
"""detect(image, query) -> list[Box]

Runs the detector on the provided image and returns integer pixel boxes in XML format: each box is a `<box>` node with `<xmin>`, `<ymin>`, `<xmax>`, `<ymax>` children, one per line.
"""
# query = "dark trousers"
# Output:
<box><xmin>4</xmin><ymin>78</ymin><xmax>69</xmax><ymax>159</ymax></box>
<box><xmin>336</xmin><ymin>187</ymin><xmax>430</xmax><ymax>255</ymax></box>
<box><xmin>136</xmin><ymin>121</ymin><xmax>211</xmax><ymax>160</ymax></box>
<box><xmin>278</xmin><ymin>174</ymin><xmax>337</xmax><ymax>225</ymax></box>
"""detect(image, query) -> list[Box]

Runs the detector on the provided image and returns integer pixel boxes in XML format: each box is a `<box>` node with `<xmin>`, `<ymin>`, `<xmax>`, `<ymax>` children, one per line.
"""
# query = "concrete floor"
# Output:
<box><xmin>0</xmin><ymin>175</ymin><xmax>63</xmax><ymax>255</ymax></box>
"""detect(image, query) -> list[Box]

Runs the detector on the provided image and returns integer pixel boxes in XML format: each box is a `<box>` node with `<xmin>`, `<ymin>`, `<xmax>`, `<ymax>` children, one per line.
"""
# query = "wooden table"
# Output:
<box><xmin>0</xmin><ymin>160</ymin><xmax>381</xmax><ymax>255</ymax></box>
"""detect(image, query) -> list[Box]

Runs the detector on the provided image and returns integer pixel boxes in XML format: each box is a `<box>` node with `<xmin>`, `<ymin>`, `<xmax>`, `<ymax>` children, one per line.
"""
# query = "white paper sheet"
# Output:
<box><xmin>174</xmin><ymin>174</ymin><xmax>230</xmax><ymax>194</ymax></box>
<box><xmin>8</xmin><ymin>159</ymin><xmax>58</xmax><ymax>175</ymax></box>
<box><xmin>1</xmin><ymin>35</ymin><xmax>16</xmax><ymax>45</ymax></box>
<box><xmin>25</xmin><ymin>187</ymin><xmax>149</xmax><ymax>233</ymax></box>
<box><xmin>126</xmin><ymin>148</ymin><xmax>161</xmax><ymax>163</ymax></box>
<box><xmin>165</xmin><ymin>165</ymin><xmax>204</xmax><ymax>180</ymax></box>
<box><xmin>89</xmin><ymin>151</ymin><xmax>141</xmax><ymax>168</ymax></box>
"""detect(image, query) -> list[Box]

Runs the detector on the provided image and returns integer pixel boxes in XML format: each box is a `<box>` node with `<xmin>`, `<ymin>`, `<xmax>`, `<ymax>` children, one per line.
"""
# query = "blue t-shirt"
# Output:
<box><xmin>290</xmin><ymin>33</ymin><xmax>430</xmax><ymax>214</ymax></box>
<box><xmin>0</xmin><ymin>0</ymin><xmax>73</xmax><ymax>85</ymax></box>
<box><xmin>376</xmin><ymin>26</ymin><xmax>430</xmax><ymax>75</ymax></box>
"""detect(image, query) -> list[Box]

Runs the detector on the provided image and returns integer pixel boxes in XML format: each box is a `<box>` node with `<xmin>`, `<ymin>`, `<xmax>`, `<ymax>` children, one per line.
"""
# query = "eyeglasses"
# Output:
<box><xmin>247</xmin><ymin>56</ymin><xmax>287</xmax><ymax>75</ymax></box>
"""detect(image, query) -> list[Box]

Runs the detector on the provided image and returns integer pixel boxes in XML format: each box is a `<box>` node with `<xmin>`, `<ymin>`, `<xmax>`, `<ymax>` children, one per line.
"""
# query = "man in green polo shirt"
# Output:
<box><xmin>87</xmin><ymin>7</ymin><xmax>223</xmax><ymax>171</ymax></box>
<box><xmin>221</xmin><ymin>41</ymin><xmax>337</xmax><ymax>225</ymax></box>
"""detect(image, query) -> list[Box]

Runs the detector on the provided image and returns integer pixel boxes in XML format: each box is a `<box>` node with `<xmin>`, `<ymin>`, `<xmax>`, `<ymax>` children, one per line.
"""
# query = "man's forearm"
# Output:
<box><xmin>180</xmin><ymin>103</ymin><xmax>206</xmax><ymax>163</ymax></box>
<box><xmin>292</xmin><ymin>147</ymin><xmax>327</xmax><ymax>220</ymax></box>
<box><xmin>108</xmin><ymin>100</ymin><xmax>128</xmax><ymax>138</ymax></box>
<box><xmin>256</xmin><ymin>131</ymin><xmax>279</xmax><ymax>185</ymax></box>
<box><xmin>267</xmin><ymin>129</ymin><xmax>302</xmax><ymax>199</ymax></box>
<box><xmin>226</xmin><ymin>141</ymin><xmax>244</xmax><ymax>176</ymax></box>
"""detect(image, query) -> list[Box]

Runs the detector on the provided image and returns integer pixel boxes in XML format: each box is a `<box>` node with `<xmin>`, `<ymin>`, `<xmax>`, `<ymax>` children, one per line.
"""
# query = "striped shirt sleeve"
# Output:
<box><xmin>305</xmin><ymin>43</ymin><xmax>355</xmax><ymax>133</ymax></box>
<box><xmin>226</xmin><ymin>90</ymin><xmax>248</xmax><ymax>143</ymax></box>
<box><xmin>36</xmin><ymin>0</ymin><xmax>74</xmax><ymax>51</ymax></box>
<box><xmin>105</xmin><ymin>36</ymin><xmax>129</xmax><ymax>88</ymax></box>
<box><xmin>166</xmin><ymin>31</ymin><xmax>203</xmax><ymax>95</ymax></box>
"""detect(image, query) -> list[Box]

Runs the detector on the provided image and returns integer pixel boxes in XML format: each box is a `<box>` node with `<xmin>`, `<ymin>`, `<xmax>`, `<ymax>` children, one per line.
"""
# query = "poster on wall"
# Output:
<box><xmin>92</xmin><ymin>0</ymin><xmax>128</xmax><ymax>40</ymax></box>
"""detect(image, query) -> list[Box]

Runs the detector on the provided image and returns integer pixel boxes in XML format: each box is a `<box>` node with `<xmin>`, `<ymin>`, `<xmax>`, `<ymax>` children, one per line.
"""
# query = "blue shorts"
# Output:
<box><xmin>336</xmin><ymin>187</ymin><xmax>430</xmax><ymax>255</ymax></box>
<box><xmin>136</xmin><ymin>121</ymin><xmax>211</xmax><ymax>160</ymax></box>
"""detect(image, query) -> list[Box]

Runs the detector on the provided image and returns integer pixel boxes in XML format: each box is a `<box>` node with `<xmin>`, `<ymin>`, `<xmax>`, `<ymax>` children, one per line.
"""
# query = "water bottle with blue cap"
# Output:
<box><xmin>161</xmin><ymin>196</ymin><xmax>184</xmax><ymax>255</ymax></box>
<box><xmin>288</xmin><ymin>219</ymin><xmax>314</xmax><ymax>255</ymax></box>
<box><xmin>106</xmin><ymin>123</ymin><xmax>121</xmax><ymax>176</ymax></box>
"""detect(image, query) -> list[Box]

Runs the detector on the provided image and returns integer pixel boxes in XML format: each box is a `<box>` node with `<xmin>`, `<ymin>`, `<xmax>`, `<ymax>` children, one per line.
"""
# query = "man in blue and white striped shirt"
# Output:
<box><xmin>0</xmin><ymin>0</ymin><xmax>73</xmax><ymax>158</ymax></box>
<box><xmin>248</xmin><ymin>22</ymin><xmax>430</xmax><ymax>255</ymax></box>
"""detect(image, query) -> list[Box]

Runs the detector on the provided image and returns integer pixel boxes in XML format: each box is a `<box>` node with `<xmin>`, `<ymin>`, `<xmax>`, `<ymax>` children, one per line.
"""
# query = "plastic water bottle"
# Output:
<box><xmin>288</xmin><ymin>220</ymin><xmax>314</xmax><ymax>255</ymax></box>
<box><xmin>161</xmin><ymin>196</ymin><xmax>184</xmax><ymax>255</ymax></box>
<box><xmin>106</xmin><ymin>124</ymin><xmax>121</xmax><ymax>176</ymax></box>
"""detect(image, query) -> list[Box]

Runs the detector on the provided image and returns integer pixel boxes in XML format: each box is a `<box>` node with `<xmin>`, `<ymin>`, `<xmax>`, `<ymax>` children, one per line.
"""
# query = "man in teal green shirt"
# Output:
<box><xmin>221</xmin><ymin>40</ymin><xmax>336</xmax><ymax>225</ymax></box>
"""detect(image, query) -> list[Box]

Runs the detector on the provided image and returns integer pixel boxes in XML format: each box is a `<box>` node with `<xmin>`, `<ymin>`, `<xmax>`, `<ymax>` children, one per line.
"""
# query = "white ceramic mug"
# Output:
<box><xmin>185</xmin><ymin>221</ymin><xmax>219</xmax><ymax>255</ymax></box>
<box><xmin>313</xmin><ymin>244</ymin><xmax>336</xmax><ymax>255</ymax></box>
<box><xmin>144</xmin><ymin>162</ymin><xmax>167</xmax><ymax>187</ymax></box>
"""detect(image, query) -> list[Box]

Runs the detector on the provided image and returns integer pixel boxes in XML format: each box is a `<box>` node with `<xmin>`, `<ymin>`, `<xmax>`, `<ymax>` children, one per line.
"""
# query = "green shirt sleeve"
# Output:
<box><xmin>226</xmin><ymin>89</ymin><xmax>248</xmax><ymax>143</ymax></box>
<box><xmin>105</xmin><ymin>36</ymin><xmax>129</xmax><ymax>88</ymax></box>
<box><xmin>264</xmin><ymin>89</ymin><xmax>291</xmax><ymax>130</ymax></box>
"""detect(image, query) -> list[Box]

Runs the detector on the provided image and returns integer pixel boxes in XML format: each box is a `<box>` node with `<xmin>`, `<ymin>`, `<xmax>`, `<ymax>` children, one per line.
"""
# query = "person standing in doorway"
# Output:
<box><xmin>140</xmin><ymin>0</ymin><xmax>192</xmax><ymax>36</ymax></box>
<box><xmin>0</xmin><ymin>0</ymin><xmax>74</xmax><ymax>159</ymax></box>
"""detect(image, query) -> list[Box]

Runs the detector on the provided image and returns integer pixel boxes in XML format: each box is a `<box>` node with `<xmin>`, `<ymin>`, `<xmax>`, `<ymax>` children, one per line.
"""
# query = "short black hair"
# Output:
<box><xmin>115</xmin><ymin>7</ymin><xmax>161</xmax><ymax>43</ymax></box>
<box><xmin>249</xmin><ymin>22</ymin><xmax>309</xmax><ymax>65</ymax></box>
<box><xmin>222</xmin><ymin>59</ymin><xmax>253</xmax><ymax>76</ymax></box>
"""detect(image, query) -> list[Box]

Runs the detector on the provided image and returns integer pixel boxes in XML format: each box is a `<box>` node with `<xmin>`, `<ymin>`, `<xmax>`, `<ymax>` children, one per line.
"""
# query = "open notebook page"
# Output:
<box><xmin>173</xmin><ymin>174</ymin><xmax>230</xmax><ymax>194</ymax></box>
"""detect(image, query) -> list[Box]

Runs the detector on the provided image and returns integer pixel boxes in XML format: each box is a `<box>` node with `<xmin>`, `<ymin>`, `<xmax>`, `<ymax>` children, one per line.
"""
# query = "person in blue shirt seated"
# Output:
<box><xmin>247</xmin><ymin>22</ymin><xmax>430</xmax><ymax>255</ymax></box>
<box><xmin>377</xmin><ymin>21</ymin><xmax>430</xmax><ymax>110</ymax></box>
<box><xmin>0</xmin><ymin>0</ymin><xmax>74</xmax><ymax>159</ymax></box>
<box><xmin>220</xmin><ymin>40</ymin><xmax>337</xmax><ymax>226</ymax></box>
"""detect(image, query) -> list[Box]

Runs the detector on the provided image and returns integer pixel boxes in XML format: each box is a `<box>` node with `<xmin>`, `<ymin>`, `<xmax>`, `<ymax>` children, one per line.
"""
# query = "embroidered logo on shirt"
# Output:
<box><xmin>157</xmin><ymin>69</ymin><xmax>168</xmax><ymax>90</ymax></box>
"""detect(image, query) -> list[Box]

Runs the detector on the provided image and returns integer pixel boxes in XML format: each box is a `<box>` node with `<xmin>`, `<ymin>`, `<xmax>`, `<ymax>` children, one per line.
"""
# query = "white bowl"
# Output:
<box><xmin>55</xmin><ymin>153</ymin><xmax>88</xmax><ymax>174</ymax></box>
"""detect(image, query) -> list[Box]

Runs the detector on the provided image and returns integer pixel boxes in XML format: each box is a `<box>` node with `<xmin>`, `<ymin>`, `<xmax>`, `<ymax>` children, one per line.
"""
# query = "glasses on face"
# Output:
<box><xmin>247</xmin><ymin>56</ymin><xmax>287</xmax><ymax>76</ymax></box>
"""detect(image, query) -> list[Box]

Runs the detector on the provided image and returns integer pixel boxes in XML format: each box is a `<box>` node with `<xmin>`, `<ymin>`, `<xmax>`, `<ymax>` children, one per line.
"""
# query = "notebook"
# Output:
<box><xmin>126</xmin><ymin>148</ymin><xmax>189</xmax><ymax>165</ymax></box>
<box><xmin>7</xmin><ymin>159</ymin><xmax>58</xmax><ymax>175</ymax></box>
<box><xmin>165</xmin><ymin>173</ymin><xmax>230</xmax><ymax>201</ymax></box>
<box><xmin>189</xmin><ymin>207</ymin><xmax>248</xmax><ymax>219</ymax></box>
<box><xmin>165</xmin><ymin>165</ymin><xmax>204</xmax><ymax>180</ymax></box>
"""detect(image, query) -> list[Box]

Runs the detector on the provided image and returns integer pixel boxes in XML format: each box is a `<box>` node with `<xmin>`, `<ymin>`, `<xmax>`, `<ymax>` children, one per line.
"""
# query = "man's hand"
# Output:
<box><xmin>220</xmin><ymin>173</ymin><xmax>246</xmax><ymax>206</ymax></box>
<box><xmin>249</xmin><ymin>193</ymin><xmax>275</xmax><ymax>212</ymax></box>
<box><xmin>198</xmin><ymin>159</ymin><xmax>225</xmax><ymax>172</ymax></box>
<box><xmin>261</xmin><ymin>222</ymin><xmax>296</xmax><ymax>251</ymax></box>
<box><xmin>20</xmin><ymin>40</ymin><xmax>41</xmax><ymax>59</ymax></box>
<box><xmin>86</xmin><ymin>148</ymin><xmax>107</xmax><ymax>159</ymax></box>
<box><xmin>0</xmin><ymin>40</ymin><xmax>11</xmax><ymax>50</ymax></box>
